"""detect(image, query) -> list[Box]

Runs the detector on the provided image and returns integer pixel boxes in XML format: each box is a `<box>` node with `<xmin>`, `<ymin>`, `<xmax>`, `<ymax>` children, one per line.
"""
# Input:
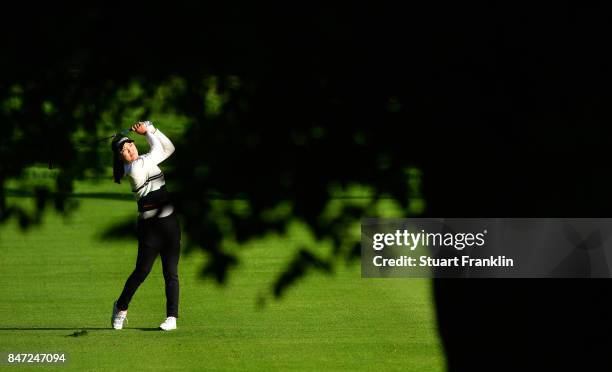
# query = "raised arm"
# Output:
<box><xmin>146</xmin><ymin>121</ymin><xmax>175</xmax><ymax>161</ymax></box>
<box><xmin>132</xmin><ymin>121</ymin><xmax>175</xmax><ymax>165</ymax></box>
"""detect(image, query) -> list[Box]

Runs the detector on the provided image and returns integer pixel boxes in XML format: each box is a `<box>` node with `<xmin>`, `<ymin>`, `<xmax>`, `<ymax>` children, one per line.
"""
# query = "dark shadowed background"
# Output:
<box><xmin>2</xmin><ymin>2</ymin><xmax>612</xmax><ymax>370</ymax></box>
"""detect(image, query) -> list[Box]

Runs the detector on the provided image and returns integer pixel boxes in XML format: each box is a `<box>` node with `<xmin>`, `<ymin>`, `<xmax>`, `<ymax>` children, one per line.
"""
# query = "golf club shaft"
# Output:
<box><xmin>50</xmin><ymin>127</ymin><xmax>136</xmax><ymax>169</ymax></box>
<box><xmin>118</xmin><ymin>128</ymin><xmax>133</xmax><ymax>137</ymax></box>
<box><xmin>93</xmin><ymin>128</ymin><xmax>133</xmax><ymax>143</ymax></box>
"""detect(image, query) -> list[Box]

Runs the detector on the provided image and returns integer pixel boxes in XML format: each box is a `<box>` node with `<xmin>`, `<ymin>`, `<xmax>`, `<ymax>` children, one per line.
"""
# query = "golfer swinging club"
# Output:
<box><xmin>110</xmin><ymin>121</ymin><xmax>180</xmax><ymax>331</ymax></box>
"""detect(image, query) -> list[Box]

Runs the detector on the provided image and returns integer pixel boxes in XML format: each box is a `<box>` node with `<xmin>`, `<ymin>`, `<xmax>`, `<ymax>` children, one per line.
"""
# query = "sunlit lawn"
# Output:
<box><xmin>0</xmin><ymin>179</ymin><xmax>444</xmax><ymax>371</ymax></box>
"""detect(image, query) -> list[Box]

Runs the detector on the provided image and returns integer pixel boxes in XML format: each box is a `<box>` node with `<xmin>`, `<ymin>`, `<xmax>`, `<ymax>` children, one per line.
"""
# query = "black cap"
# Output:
<box><xmin>111</xmin><ymin>136</ymin><xmax>134</xmax><ymax>152</ymax></box>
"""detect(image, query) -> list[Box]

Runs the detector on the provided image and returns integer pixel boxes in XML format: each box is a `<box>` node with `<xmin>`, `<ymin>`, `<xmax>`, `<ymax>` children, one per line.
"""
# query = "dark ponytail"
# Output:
<box><xmin>110</xmin><ymin>136</ymin><xmax>125</xmax><ymax>184</ymax></box>
<box><xmin>113</xmin><ymin>151</ymin><xmax>124</xmax><ymax>184</ymax></box>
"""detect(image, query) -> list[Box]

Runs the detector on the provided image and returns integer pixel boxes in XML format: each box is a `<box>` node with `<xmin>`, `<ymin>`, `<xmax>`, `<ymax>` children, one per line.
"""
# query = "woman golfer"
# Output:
<box><xmin>110</xmin><ymin>121</ymin><xmax>180</xmax><ymax>331</ymax></box>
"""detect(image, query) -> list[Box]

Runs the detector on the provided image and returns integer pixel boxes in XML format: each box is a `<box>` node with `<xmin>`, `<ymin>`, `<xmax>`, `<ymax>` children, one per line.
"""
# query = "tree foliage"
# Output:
<box><xmin>4</xmin><ymin>4</ymin><xmax>612</xmax><ymax>368</ymax></box>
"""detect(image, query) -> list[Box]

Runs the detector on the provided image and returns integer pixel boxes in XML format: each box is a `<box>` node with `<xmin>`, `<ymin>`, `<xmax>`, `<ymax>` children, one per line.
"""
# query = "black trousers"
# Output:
<box><xmin>117</xmin><ymin>212</ymin><xmax>181</xmax><ymax>318</ymax></box>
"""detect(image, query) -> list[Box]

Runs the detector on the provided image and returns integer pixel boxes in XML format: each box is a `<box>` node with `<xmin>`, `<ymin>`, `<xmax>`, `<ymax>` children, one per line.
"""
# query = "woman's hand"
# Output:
<box><xmin>131</xmin><ymin>122</ymin><xmax>148</xmax><ymax>135</ymax></box>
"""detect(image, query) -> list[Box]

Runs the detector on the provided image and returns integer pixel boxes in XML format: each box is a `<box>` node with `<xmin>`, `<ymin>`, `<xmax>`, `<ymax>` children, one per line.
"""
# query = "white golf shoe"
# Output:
<box><xmin>159</xmin><ymin>316</ymin><xmax>177</xmax><ymax>331</ymax></box>
<box><xmin>111</xmin><ymin>301</ymin><xmax>128</xmax><ymax>330</ymax></box>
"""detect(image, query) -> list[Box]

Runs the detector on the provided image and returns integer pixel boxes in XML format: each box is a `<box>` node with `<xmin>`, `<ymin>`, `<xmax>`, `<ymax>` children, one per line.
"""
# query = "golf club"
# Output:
<box><xmin>93</xmin><ymin>127</ymin><xmax>134</xmax><ymax>143</ymax></box>
<box><xmin>48</xmin><ymin>127</ymin><xmax>134</xmax><ymax>169</ymax></box>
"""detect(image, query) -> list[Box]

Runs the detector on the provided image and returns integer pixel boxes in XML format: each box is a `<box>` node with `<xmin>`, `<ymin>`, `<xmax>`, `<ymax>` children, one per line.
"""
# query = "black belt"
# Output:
<box><xmin>137</xmin><ymin>185</ymin><xmax>171</xmax><ymax>212</ymax></box>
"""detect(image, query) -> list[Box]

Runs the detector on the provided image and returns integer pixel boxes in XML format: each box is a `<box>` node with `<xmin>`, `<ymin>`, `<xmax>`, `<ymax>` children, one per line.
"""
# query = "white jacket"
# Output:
<box><xmin>124</xmin><ymin>122</ymin><xmax>175</xmax><ymax>219</ymax></box>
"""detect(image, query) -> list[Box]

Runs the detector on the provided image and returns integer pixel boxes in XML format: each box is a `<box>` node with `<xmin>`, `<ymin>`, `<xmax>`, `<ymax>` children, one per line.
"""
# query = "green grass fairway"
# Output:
<box><xmin>0</xmin><ymin>182</ymin><xmax>444</xmax><ymax>371</ymax></box>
